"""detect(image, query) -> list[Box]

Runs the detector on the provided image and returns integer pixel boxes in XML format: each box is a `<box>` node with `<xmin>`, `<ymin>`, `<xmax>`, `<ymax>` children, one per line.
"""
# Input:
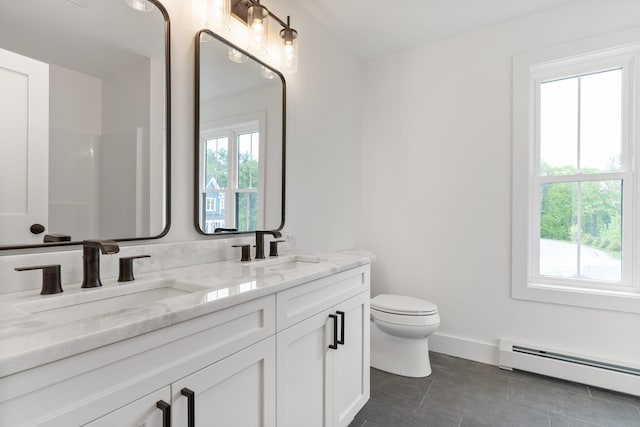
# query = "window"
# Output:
<box><xmin>513</xmin><ymin>34</ymin><xmax>640</xmax><ymax>313</ymax></box>
<box><xmin>199</xmin><ymin>117</ymin><xmax>264</xmax><ymax>232</ymax></box>
<box><xmin>536</xmin><ymin>67</ymin><xmax>629</xmax><ymax>287</ymax></box>
<box><xmin>205</xmin><ymin>197</ymin><xmax>214</xmax><ymax>212</ymax></box>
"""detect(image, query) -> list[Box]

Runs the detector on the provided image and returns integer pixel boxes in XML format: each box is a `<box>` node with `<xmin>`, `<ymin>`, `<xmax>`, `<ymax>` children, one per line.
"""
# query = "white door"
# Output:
<box><xmin>171</xmin><ymin>336</ymin><xmax>276</xmax><ymax>427</ymax></box>
<box><xmin>83</xmin><ymin>386</ymin><xmax>171</xmax><ymax>427</ymax></box>
<box><xmin>0</xmin><ymin>47</ymin><xmax>49</xmax><ymax>244</ymax></box>
<box><xmin>332</xmin><ymin>292</ymin><xmax>370</xmax><ymax>427</ymax></box>
<box><xmin>276</xmin><ymin>307</ymin><xmax>336</xmax><ymax>427</ymax></box>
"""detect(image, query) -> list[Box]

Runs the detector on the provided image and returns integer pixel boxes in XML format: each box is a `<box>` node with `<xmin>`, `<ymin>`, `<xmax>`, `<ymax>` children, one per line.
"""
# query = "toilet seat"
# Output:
<box><xmin>371</xmin><ymin>294</ymin><xmax>438</xmax><ymax>316</ymax></box>
<box><xmin>371</xmin><ymin>308</ymin><xmax>440</xmax><ymax>326</ymax></box>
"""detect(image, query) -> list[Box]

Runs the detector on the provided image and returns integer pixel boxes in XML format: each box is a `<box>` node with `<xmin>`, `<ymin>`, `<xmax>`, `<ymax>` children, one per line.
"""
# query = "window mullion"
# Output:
<box><xmin>577</xmin><ymin>75</ymin><xmax>582</xmax><ymax>172</ymax></box>
<box><xmin>538</xmin><ymin>172</ymin><xmax>627</xmax><ymax>183</ymax></box>
<box><xmin>576</xmin><ymin>75</ymin><xmax>582</xmax><ymax>278</ymax></box>
<box><xmin>576</xmin><ymin>182</ymin><xmax>582</xmax><ymax>278</ymax></box>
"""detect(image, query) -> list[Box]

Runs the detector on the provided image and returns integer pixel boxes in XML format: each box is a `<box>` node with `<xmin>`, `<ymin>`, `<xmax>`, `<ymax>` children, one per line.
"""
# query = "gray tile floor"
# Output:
<box><xmin>349</xmin><ymin>352</ymin><xmax>640</xmax><ymax>427</ymax></box>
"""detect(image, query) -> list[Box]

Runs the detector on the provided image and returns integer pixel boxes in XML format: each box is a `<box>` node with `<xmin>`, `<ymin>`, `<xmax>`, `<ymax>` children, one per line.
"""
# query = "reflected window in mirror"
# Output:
<box><xmin>195</xmin><ymin>30</ymin><xmax>284</xmax><ymax>236</ymax></box>
<box><xmin>199</xmin><ymin>116</ymin><xmax>265</xmax><ymax>233</ymax></box>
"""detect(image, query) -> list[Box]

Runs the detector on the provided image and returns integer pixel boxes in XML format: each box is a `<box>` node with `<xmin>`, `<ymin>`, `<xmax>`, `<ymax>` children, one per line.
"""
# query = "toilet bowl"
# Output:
<box><xmin>370</xmin><ymin>294</ymin><xmax>440</xmax><ymax>378</ymax></box>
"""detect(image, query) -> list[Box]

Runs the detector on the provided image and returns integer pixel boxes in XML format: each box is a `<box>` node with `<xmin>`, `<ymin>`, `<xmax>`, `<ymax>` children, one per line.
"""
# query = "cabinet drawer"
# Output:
<box><xmin>276</xmin><ymin>265</ymin><xmax>369</xmax><ymax>331</ymax></box>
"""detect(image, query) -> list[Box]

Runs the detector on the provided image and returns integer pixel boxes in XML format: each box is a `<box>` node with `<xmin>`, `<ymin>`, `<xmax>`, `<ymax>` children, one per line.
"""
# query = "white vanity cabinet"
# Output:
<box><xmin>1</xmin><ymin>262</ymin><xmax>371</xmax><ymax>427</ymax></box>
<box><xmin>276</xmin><ymin>266</ymin><xmax>370</xmax><ymax>427</ymax></box>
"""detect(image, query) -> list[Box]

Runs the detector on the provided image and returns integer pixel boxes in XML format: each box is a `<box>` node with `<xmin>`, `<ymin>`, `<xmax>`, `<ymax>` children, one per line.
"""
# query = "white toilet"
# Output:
<box><xmin>370</xmin><ymin>294</ymin><xmax>440</xmax><ymax>378</ymax></box>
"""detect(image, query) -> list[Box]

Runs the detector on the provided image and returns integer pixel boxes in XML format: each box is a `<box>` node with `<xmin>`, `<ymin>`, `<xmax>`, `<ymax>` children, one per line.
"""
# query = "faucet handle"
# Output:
<box><xmin>269</xmin><ymin>240</ymin><xmax>285</xmax><ymax>257</ymax></box>
<box><xmin>15</xmin><ymin>264</ymin><xmax>63</xmax><ymax>295</ymax></box>
<box><xmin>118</xmin><ymin>255</ymin><xmax>151</xmax><ymax>282</ymax></box>
<box><xmin>232</xmin><ymin>244</ymin><xmax>252</xmax><ymax>262</ymax></box>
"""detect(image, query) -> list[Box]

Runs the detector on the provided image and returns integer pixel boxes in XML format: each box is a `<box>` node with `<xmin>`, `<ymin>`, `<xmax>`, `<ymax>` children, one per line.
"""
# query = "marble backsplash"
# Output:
<box><xmin>0</xmin><ymin>234</ymin><xmax>295</xmax><ymax>295</ymax></box>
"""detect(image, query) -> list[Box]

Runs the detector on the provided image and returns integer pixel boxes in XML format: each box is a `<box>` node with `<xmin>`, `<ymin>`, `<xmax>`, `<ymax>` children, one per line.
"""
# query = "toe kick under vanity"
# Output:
<box><xmin>0</xmin><ymin>252</ymin><xmax>372</xmax><ymax>427</ymax></box>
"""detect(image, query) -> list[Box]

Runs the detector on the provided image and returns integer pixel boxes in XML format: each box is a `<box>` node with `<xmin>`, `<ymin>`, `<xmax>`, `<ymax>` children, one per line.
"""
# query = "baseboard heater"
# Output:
<box><xmin>499</xmin><ymin>340</ymin><xmax>640</xmax><ymax>396</ymax></box>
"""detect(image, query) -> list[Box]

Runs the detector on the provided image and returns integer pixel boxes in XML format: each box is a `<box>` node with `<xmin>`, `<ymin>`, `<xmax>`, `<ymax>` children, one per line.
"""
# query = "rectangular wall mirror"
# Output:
<box><xmin>195</xmin><ymin>29</ymin><xmax>284</xmax><ymax>235</ymax></box>
<box><xmin>0</xmin><ymin>0</ymin><xmax>170</xmax><ymax>250</ymax></box>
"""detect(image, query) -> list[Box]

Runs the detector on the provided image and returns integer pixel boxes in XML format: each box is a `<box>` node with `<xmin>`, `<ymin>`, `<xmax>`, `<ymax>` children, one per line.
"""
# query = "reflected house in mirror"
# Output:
<box><xmin>195</xmin><ymin>29</ymin><xmax>285</xmax><ymax>235</ymax></box>
<box><xmin>0</xmin><ymin>0</ymin><xmax>170</xmax><ymax>250</ymax></box>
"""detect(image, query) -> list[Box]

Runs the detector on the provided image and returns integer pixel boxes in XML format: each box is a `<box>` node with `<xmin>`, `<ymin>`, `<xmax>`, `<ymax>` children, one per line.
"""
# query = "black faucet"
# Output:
<box><xmin>255</xmin><ymin>230</ymin><xmax>282</xmax><ymax>260</ymax></box>
<box><xmin>82</xmin><ymin>240</ymin><xmax>120</xmax><ymax>288</ymax></box>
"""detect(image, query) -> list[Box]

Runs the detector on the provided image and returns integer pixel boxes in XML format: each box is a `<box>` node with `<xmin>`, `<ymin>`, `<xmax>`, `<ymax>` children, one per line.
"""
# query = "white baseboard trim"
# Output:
<box><xmin>429</xmin><ymin>332</ymin><xmax>499</xmax><ymax>366</ymax></box>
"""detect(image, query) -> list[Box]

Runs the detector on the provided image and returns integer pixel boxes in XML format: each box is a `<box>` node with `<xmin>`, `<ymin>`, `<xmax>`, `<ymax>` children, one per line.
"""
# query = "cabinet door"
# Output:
<box><xmin>171</xmin><ymin>336</ymin><xmax>276</xmax><ymax>427</ymax></box>
<box><xmin>276</xmin><ymin>307</ymin><xmax>336</xmax><ymax>427</ymax></box>
<box><xmin>0</xmin><ymin>47</ymin><xmax>49</xmax><ymax>244</ymax></box>
<box><xmin>332</xmin><ymin>292</ymin><xmax>370</xmax><ymax>427</ymax></box>
<box><xmin>83</xmin><ymin>386</ymin><xmax>171</xmax><ymax>427</ymax></box>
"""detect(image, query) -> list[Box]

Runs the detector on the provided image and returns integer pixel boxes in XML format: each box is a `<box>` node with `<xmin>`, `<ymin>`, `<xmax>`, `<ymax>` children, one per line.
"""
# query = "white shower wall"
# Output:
<box><xmin>48</xmin><ymin>65</ymin><xmax>101</xmax><ymax>240</ymax></box>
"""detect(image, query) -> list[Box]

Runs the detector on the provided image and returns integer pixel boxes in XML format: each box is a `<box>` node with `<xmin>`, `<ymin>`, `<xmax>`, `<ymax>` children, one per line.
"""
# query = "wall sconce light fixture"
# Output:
<box><xmin>247</xmin><ymin>0</ymin><xmax>269</xmax><ymax>54</ymax></box>
<box><xmin>207</xmin><ymin>0</ymin><xmax>231</xmax><ymax>32</ymax></box>
<box><xmin>208</xmin><ymin>0</ymin><xmax>299</xmax><ymax>73</ymax></box>
<box><xmin>280</xmin><ymin>16</ymin><xmax>298</xmax><ymax>73</ymax></box>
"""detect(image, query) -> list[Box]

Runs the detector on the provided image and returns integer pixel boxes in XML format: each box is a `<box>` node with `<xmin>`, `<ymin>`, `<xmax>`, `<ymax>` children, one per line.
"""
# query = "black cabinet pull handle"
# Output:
<box><xmin>156</xmin><ymin>400</ymin><xmax>171</xmax><ymax>427</ymax></box>
<box><xmin>181</xmin><ymin>387</ymin><xmax>195</xmax><ymax>427</ymax></box>
<box><xmin>336</xmin><ymin>311</ymin><xmax>345</xmax><ymax>345</ymax></box>
<box><xmin>328</xmin><ymin>314</ymin><xmax>338</xmax><ymax>349</ymax></box>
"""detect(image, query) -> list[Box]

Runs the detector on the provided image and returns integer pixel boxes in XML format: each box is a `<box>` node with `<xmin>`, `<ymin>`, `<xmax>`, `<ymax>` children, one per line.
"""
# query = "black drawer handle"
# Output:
<box><xmin>328</xmin><ymin>314</ymin><xmax>338</xmax><ymax>349</ymax></box>
<box><xmin>336</xmin><ymin>311</ymin><xmax>345</xmax><ymax>345</ymax></box>
<box><xmin>181</xmin><ymin>388</ymin><xmax>195</xmax><ymax>427</ymax></box>
<box><xmin>156</xmin><ymin>400</ymin><xmax>171</xmax><ymax>427</ymax></box>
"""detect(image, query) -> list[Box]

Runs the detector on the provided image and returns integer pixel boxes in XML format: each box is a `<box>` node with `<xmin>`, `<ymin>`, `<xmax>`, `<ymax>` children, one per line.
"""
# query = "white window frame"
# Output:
<box><xmin>199</xmin><ymin>112</ymin><xmax>266</xmax><ymax>231</ymax></box>
<box><xmin>512</xmin><ymin>29</ymin><xmax>640</xmax><ymax>314</ymax></box>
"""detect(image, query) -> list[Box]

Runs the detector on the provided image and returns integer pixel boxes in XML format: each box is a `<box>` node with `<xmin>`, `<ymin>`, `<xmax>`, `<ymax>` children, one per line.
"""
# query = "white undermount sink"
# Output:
<box><xmin>247</xmin><ymin>254</ymin><xmax>327</xmax><ymax>272</ymax></box>
<box><xmin>14</xmin><ymin>278</ymin><xmax>205</xmax><ymax>325</ymax></box>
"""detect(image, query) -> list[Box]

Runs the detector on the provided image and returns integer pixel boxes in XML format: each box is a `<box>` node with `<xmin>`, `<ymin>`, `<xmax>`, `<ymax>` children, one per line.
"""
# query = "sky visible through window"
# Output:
<box><xmin>540</xmin><ymin>69</ymin><xmax>622</xmax><ymax>174</ymax></box>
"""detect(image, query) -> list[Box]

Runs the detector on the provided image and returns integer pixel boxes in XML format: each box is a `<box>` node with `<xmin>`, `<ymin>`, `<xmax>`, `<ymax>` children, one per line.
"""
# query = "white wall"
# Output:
<box><xmin>360</xmin><ymin>0</ymin><xmax>640</xmax><ymax>365</ymax></box>
<box><xmin>274</xmin><ymin>0</ymin><xmax>363</xmax><ymax>251</ymax></box>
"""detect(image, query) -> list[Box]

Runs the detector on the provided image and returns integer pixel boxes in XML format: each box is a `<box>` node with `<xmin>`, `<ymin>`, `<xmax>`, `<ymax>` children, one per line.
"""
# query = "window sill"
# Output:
<box><xmin>513</xmin><ymin>281</ymin><xmax>640</xmax><ymax>314</ymax></box>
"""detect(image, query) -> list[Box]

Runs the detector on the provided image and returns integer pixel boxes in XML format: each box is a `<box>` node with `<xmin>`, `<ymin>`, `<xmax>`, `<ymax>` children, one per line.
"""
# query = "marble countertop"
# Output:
<box><xmin>0</xmin><ymin>251</ymin><xmax>373</xmax><ymax>377</ymax></box>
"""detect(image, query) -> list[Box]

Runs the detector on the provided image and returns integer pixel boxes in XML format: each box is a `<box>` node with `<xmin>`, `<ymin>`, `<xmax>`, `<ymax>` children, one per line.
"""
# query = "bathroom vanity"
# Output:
<box><xmin>0</xmin><ymin>252</ymin><xmax>371</xmax><ymax>426</ymax></box>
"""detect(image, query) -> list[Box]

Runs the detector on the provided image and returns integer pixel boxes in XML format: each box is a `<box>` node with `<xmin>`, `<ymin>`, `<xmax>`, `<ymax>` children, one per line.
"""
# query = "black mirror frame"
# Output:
<box><xmin>194</xmin><ymin>29</ymin><xmax>286</xmax><ymax>237</ymax></box>
<box><xmin>0</xmin><ymin>0</ymin><xmax>172</xmax><ymax>252</ymax></box>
